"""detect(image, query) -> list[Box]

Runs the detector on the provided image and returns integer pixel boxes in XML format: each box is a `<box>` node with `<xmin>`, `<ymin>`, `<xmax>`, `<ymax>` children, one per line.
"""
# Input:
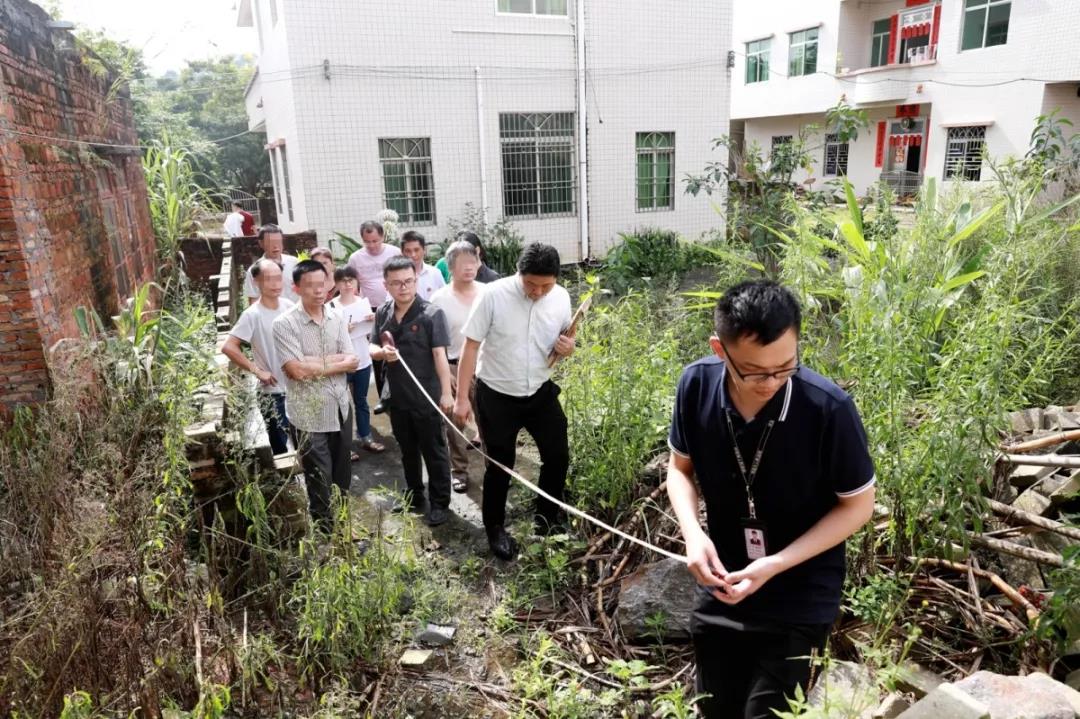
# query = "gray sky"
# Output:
<box><xmin>52</xmin><ymin>0</ymin><xmax>257</xmax><ymax>75</ymax></box>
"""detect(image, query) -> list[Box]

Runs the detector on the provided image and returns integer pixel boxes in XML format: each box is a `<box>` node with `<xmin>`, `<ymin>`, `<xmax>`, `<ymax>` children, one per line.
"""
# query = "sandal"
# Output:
<box><xmin>349</xmin><ymin>451</ymin><xmax>361</xmax><ymax>462</ymax></box>
<box><xmin>452</xmin><ymin>476</ymin><xmax>469</xmax><ymax>493</ymax></box>
<box><xmin>361</xmin><ymin>439</ymin><xmax>386</xmax><ymax>453</ymax></box>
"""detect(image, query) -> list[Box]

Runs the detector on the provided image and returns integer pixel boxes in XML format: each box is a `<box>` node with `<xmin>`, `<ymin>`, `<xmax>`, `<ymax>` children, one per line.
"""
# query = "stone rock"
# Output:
<box><xmin>616</xmin><ymin>558</ymin><xmax>697</xmax><ymax>641</ymax></box>
<box><xmin>874</xmin><ymin>693</ymin><xmax>912</xmax><ymax>719</ymax></box>
<box><xmin>895</xmin><ymin>662</ymin><xmax>945</xmax><ymax>698</ymax></box>
<box><xmin>1009</xmin><ymin>409</ymin><xmax>1043</xmax><ymax>434</ymax></box>
<box><xmin>1013</xmin><ymin>487</ymin><xmax>1053</xmax><ymax>517</ymax></box>
<box><xmin>416</xmin><ymin>623</ymin><xmax>456</xmax><ymax>647</ymax></box>
<box><xmin>898</xmin><ymin>683</ymin><xmax>990</xmax><ymax>719</ymax></box>
<box><xmin>399</xmin><ymin>648</ymin><xmax>433</xmax><ymax>668</ymax></box>
<box><xmin>1009</xmin><ymin>463</ymin><xmax>1057</xmax><ymax>490</ymax></box>
<box><xmin>808</xmin><ymin>660</ymin><xmax>878</xmax><ymax>718</ymax></box>
<box><xmin>950</xmin><ymin>671</ymin><xmax>1077</xmax><ymax>719</ymax></box>
<box><xmin>1043</xmin><ymin>469</ymin><xmax>1080</xmax><ymax>505</ymax></box>
<box><xmin>997</xmin><ymin>539</ymin><xmax>1047</xmax><ymax>590</ymax></box>
<box><xmin>1044</xmin><ymin>408</ymin><xmax>1080</xmax><ymax>431</ymax></box>
<box><xmin>1024</xmin><ymin>673</ymin><xmax>1080</xmax><ymax>716</ymax></box>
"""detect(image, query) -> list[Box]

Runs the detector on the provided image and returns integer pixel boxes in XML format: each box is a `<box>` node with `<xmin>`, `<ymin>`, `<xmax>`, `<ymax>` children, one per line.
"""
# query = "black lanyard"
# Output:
<box><xmin>724</xmin><ymin>412</ymin><xmax>775</xmax><ymax>520</ymax></box>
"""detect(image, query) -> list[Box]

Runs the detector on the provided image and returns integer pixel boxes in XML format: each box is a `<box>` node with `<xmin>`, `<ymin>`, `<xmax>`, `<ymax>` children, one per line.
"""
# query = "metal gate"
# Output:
<box><xmin>226</xmin><ymin>188</ymin><xmax>262</xmax><ymax>227</ymax></box>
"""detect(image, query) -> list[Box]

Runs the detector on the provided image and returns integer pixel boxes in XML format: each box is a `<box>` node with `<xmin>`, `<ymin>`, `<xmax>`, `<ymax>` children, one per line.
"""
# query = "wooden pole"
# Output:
<box><xmin>986</xmin><ymin>498</ymin><xmax>1080</xmax><ymax>542</ymax></box>
<box><xmin>1002</xmin><ymin>429</ymin><xmax>1080</xmax><ymax>454</ymax></box>
<box><xmin>1000</xmin><ymin>453</ymin><xmax>1080</xmax><ymax>468</ymax></box>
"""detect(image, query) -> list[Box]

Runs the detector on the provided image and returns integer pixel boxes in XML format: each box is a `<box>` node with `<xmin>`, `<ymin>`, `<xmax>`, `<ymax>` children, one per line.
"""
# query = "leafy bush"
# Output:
<box><xmin>600</xmin><ymin>228</ymin><xmax>692</xmax><ymax>294</ymax></box>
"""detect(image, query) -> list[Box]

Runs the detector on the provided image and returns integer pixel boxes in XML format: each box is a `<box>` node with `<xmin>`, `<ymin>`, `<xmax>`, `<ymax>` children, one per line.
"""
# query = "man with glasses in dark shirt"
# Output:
<box><xmin>666</xmin><ymin>280</ymin><xmax>876</xmax><ymax>718</ymax></box>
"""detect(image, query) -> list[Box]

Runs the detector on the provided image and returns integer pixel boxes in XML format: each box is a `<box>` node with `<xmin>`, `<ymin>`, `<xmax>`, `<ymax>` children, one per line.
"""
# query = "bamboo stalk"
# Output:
<box><xmin>1002</xmin><ymin>429</ymin><xmax>1080</xmax><ymax>454</ymax></box>
<box><xmin>986</xmin><ymin>498</ymin><xmax>1080</xmax><ymax>542</ymax></box>
<box><xmin>967</xmin><ymin>532</ymin><xmax>1062</xmax><ymax>567</ymax></box>
<box><xmin>908</xmin><ymin>556</ymin><xmax>1040</xmax><ymax>623</ymax></box>
<box><xmin>1001</xmin><ymin>453</ymin><xmax>1080</xmax><ymax>468</ymax></box>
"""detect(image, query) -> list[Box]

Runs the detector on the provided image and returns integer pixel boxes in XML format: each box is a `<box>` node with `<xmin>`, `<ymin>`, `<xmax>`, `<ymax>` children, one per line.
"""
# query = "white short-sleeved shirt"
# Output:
<box><xmin>463</xmin><ymin>275</ymin><xmax>571</xmax><ymax>397</ymax></box>
<box><xmin>229</xmin><ymin>298</ymin><xmax>295</xmax><ymax>395</ymax></box>
<box><xmin>430</xmin><ymin>282</ymin><xmax>486</xmax><ymax>361</ymax></box>
<box><xmin>347</xmin><ymin>244</ymin><xmax>401</xmax><ymax>309</ymax></box>
<box><xmin>416</xmin><ymin>263</ymin><xmax>446</xmax><ymax>302</ymax></box>
<box><xmin>329</xmin><ymin>296</ymin><xmax>375</xmax><ymax>370</ymax></box>
<box><xmin>224</xmin><ymin>212</ymin><xmax>244</xmax><ymax>238</ymax></box>
<box><xmin>243</xmin><ymin>254</ymin><xmax>299</xmax><ymax>304</ymax></box>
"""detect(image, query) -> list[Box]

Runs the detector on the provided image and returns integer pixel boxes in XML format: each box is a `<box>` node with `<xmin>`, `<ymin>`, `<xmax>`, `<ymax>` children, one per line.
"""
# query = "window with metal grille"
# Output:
<box><xmin>823</xmin><ymin>134</ymin><xmax>849</xmax><ymax>176</ymax></box>
<box><xmin>745</xmin><ymin>38</ymin><xmax>771</xmax><ymax>83</ymax></box>
<box><xmin>944</xmin><ymin>126</ymin><xmax>986</xmax><ymax>181</ymax></box>
<box><xmin>497</xmin><ymin>0</ymin><xmax>567</xmax><ymax>16</ymax></box>
<box><xmin>771</xmin><ymin>135</ymin><xmax>792</xmax><ymax>150</ymax></box>
<box><xmin>279</xmin><ymin>145</ymin><xmax>294</xmax><ymax>223</ymax></box>
<box><xmin>961</xmin><ymin>0</ymin><xmax>1009</xmax><ymax>50</ymax></box>
<box><xmin>636</xmin><ymin>132</ymin><xmax>674</xmax><ymax>212</ymax></box>
<box><xmin>379</xmin><ymin>138</ymin><xmax>436</xmax><ymax>225</ymax></box>
<box><xmin>789</xmin><ymin>27</ymin><xmax>818</xmax><ymax>77</ymax></box>
<box><xmin>870</xmin><ymin>18</ymin><xmax>892</xmax><ymax>67</ymax></box>
<box><xmin>499</xmin><ymin>113</ymin><xmax>575</xmax><ymax>218</ymax></box>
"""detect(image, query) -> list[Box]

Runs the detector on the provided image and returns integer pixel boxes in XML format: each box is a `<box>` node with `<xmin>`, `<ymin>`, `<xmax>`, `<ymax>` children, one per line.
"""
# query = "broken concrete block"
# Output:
<box><xmin>898</xmin><ymin>683</ymin><xmax>989</xmax><ymax>719</ymax></box>
<box><xmin>952</xmin><ymin>671</ymin><xmax>1077</xmax><ymax>719</ymax></box>
<box><xmin>1013</xmin><ymin>487</ymin><xmax>1052</xmax><ymax>517</ymax></box>
<box><xmin>399</xmin><ymin>648</ymin><xmax>433</xmax><ymax>668</ymax></box>
<box><xmin>1008</xmin><ymin>463</ymin><xmax>1056</xmax><ymax>489</ymax></box>
<box><xmin>808</xmin><ymin>660</ymin><xmax>878</xmax><ymax>716</ymax></box>
<box><xmin>1044</xmin><ymin>469</ymin><xmax>1080</xmax><ymax>504</ymax></box>
<box><xmin>895</xmin><ymin>662</ymin><xmax>945</xmax><ymax>698</ymax></box>
<box><xmin>416</xmin><ymin>623</ymin><xmax>456</xmax><ymax>647</ymax></box>
<box><xmin>1025</xmin><ymin>672</ymin><xmax>1080</xmax><ymax>716</ymax></box>
<box><xmin>873</xmin><ymin>693</ymin><xmax>912</xmax><ymax>719</ymax></box>
<box><xmin>1008</xmin><ymin>409</ymin><xmax>1042</xmax><ymax>434</ymax></box>
<box><xmin>1045</xmin><ymin>409</ymin><xmax>1080</xmax><ymax>431</ymax></box>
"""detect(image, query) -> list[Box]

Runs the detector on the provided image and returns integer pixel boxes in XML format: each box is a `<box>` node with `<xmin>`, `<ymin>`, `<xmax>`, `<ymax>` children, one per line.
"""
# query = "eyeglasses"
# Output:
<box><xmin>720</xmin><ymin>342</ymin><xmax>800</xmax><ymax>385</ymax></box>
<box><xmin>387</xmin><ymin>278</ymin><xmax>416</xmax><ymax>289</ymax></box>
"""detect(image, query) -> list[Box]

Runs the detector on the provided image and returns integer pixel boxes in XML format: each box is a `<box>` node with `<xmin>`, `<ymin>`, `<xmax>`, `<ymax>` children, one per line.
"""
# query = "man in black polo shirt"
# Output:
<box><xmin>667</xmin><ymin>280</ymin><xmax>875</xmax><ymax>719</ymax></box>
<box><xmin>370</xmin><ymin>257</ymin><xmax>455</xmax><ymax>526</ymax></box>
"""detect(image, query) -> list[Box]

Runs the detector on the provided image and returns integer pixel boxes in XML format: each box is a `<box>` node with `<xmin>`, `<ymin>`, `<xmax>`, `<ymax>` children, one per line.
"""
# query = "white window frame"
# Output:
<box><xmin>379</xmin><ymin>138</ymin><xmax>437</xmax><ymax>226</ymax></box>
<box><xmin>745</xmin><ymin>38</ymin><xmax>771</xmax><ymax>84</ymax></box>
<box><xmin>960</xmin><ymin>0</ymin><xmax>1010</xmax><ymax>51</ymax></box>
<box><xmin>788</xmin><ymin>27</ymin><xmax>819</xmax><ymax>77</ymax></box>
<box><xmin>496</xmin><ymin>0</ymin><xmax>568</xmax><ymax>18</ymax></box>
<box><xmin>944</xmin><ymin>126</ymin><xmax>986</xmax><ymax>181</ymax></box>
<box><xmin>823</xmin><ymin>134</ymin><xmax>849</xmax><ymax>177</ymax></box>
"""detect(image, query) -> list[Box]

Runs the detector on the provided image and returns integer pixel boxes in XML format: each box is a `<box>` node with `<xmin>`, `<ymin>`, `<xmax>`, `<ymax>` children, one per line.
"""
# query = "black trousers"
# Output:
<box><xmin>690</xmin><ymin>612</ymin><xmax>829</xmax><ymax>719</ymax></box>
<box><xmin>373</xmin><ymin>359</ymin><xmax>386</xmax><ymax>402</ymax></box>
<box><xmin>388</xmin><ymin>406</ymin><xmax>452</xmax><ymax>509</ymax></box>
<box><xmin>296</xmin><ymin>407</ymin><xmax>353</xmax><ymax>530</ymax></box>
<box><xmin>475</xmin><ymin>380</ymin><xmax>569</xmax><ymax>531</ymax></box>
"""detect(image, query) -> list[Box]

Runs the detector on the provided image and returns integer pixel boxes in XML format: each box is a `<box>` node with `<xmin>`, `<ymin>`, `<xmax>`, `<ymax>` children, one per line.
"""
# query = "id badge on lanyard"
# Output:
<box><xmin>726</xmin><ymin>413</ymin><xmax>775</xmax><ymax>561</ymax></box>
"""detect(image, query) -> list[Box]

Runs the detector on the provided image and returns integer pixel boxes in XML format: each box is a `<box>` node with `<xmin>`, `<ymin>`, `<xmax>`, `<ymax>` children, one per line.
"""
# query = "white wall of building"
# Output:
<box><xmin>732</xmin><ymin>0</ymin><xmax>1080</xmax><ymax>197</ymax></box>
<box><xmin>240</xmin><ymin>0</ymin><xmax>731</xmax><ymax>261</ymax></box>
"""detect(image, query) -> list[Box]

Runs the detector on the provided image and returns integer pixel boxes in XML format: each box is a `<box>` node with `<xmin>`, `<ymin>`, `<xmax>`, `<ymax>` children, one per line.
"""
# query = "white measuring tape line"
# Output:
<box><xmin>385</xmin><ymin>348</ymin><xmax>688</xmax><ymax>564</ymax></box>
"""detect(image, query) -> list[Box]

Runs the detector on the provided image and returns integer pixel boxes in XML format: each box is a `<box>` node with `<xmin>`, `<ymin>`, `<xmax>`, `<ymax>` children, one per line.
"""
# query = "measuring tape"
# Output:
<box><xmin>379</xmin><ymin>332</ymin><xmax>687</xmax><ymax>563</ymax></box>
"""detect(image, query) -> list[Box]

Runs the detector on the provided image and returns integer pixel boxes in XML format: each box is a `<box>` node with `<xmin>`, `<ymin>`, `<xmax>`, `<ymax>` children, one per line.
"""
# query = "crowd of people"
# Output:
<box><xmin>222</xmin><ymin>220</ymin><xmax>882</xmax><ymax>718</ymax></box>
<box><xmin>222</xmin><ymin>221</ymin><xmax>575</xmax><ymax>559</ymax></box>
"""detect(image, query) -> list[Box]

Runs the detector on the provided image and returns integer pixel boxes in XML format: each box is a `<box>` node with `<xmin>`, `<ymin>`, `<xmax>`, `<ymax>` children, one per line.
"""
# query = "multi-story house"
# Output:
<box><xmin>236</xmin><ymin>0</ymin><xmax>732</xmax><ymax>261</ymax></box>
<box><xmin>731</xmin><ymin>0</ymin><xmax>1080</xmax><ymax>197</ymax></box>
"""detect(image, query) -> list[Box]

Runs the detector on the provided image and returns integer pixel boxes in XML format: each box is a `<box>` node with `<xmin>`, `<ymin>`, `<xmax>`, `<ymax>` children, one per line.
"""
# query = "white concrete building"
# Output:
<box><xmin>731</xmin><ymin>0</ymin><xmax>1080</xmax><ymax>197</ymax></box>
<box><xmin>236</xmin><ymin>0</ymin><xmax>732</xmax><ymax>262</ymax></box>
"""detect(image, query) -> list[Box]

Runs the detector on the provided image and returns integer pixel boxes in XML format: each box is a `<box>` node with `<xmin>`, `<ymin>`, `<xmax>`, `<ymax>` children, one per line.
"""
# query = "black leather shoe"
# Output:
<box><xmin>427</xmin><ymin>505</ymin><xmax>450</xmax><ymax>526</ymax></box>
<box><xmin>373</xmin><ymin>402</ymin><xmax>387</xmax><ymax>415</ymax></box>
<box><xmin>487</xmin><ymin>526</ymin><xmax>519</xmax><ymax>561</ymax></box>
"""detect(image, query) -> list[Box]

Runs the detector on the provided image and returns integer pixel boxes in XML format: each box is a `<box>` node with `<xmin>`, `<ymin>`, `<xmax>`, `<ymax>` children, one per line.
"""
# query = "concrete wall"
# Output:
<box><xmin>244</xmin><ymin>0</ymin><xmax>731</xmax><ymax>261</ymax></box>
<box><xmin>0</xmin><ymin>0</ymin><xmax>156</xmax><ymax>412</ymax></box>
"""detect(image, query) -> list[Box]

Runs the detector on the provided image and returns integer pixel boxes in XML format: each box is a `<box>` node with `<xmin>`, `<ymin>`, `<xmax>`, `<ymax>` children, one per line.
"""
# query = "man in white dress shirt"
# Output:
<box><xmin>401</xmin><ymin>230</ymin><xmax>446</xmax><ymax>302</ymax></box>
<box><xmin>453</xmin><ymin>243</ymin><xmax>575</xmax><ymax>560</ymax></box>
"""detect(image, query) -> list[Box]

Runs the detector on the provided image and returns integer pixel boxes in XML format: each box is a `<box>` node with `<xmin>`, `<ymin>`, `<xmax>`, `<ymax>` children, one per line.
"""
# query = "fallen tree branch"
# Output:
<box><xmin>986</xmin><ymin>498</ymin><xmax>1080</xmax><ymax>542</ymax></box>
<box><xmin>1002</xmin><ymin>429</ymin><xmax>1080</xmax><ymax>454</ymax></box>
<box><xmin>907</xmin><ymin>556</ymin><xmax>1040</xmax><ymax>623</ymax></box>
<box><xmin>583</xmin><ymin>481</ymin><xmax>667</xmax><ymax>560</ymax></box>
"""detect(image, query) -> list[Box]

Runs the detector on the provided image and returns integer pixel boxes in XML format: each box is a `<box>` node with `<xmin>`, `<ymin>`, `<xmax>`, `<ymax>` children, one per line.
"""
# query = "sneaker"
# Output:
<box><xmin>427</xmin><ymin>505</ymin><xmax>451</xmax><ymax>526</ymax></box>
<box><xmin>487</xmin><ymin>526</ymin><xmax>519</xmax><ymax>561</ymax></box>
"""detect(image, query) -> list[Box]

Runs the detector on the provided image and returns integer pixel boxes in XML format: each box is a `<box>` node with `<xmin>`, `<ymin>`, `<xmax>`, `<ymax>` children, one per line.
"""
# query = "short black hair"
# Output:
<box><xmin>360</xmin><ymin>220</ymin><xmax>384</xmax><ymax>237</ymax></box>
<box><xmin>517</xmin><ymin>243</ymin><xmax>560</xmax><ymax>277</ymax></box>
<box><xmin>383</xmin><ymin>256</ymin><xmax>416</xmax><ymax>278</ymax></box>
<box><xmin>457</xmin><ymin>231</ymin><xmax>485</xmax><ymax>260</ymax></box>
<box><xmin>292</xmin><ymin>258</ymin><xmax>327</xmax><ymax>285</ymax></box>
<box><xmin>257</xmin><ymin>223</ymin><xmax>283</xmax><ymax>242</ymax></box>
<box><xmin>401</xmin><ymin>230</ymin><xmax>425</xmax><ymax>248</ymax></box>
<box><xmin>714</xmin><ymin>280</ymin><xmax>802</xmax><ymax>344</ymax></box>
<box><xmin>334</xmin><ymin>265</ymin><xmax>359</xmax><ymax>283</ymax></box>
<box><xmin>250</xmin><ymin>258</ymin><xmax>282</xmax><ymax>279</ymax></box>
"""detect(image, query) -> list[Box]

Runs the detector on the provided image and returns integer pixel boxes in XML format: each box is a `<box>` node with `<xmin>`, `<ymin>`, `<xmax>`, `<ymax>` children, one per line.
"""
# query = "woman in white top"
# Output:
<box><xmin>330</xmin><ymin>265</ymin><xmax>384</xmax><ymax>457</ymax></box>
<box><xmin>430</xmin><ymin>240</ymin><xmax>486</xmax><ymax>492</ymax></box>
<box><xmin>311</xmin><ymin>247</ymin><xmax>339</xmax><ymax>304</ymax></box>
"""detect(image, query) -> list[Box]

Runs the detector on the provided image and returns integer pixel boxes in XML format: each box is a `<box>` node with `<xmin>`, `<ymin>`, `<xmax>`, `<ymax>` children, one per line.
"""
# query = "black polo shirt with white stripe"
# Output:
<box><xmin>669</xmin><ymin>356</ymin><xmax>875</xmax><ymax>626</ymax></box>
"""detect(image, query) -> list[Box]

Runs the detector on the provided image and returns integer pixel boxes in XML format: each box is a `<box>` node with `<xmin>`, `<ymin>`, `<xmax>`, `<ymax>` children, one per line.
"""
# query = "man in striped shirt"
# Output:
<box><xmin>273</xmin><ymin>259</ymin><xmax>359</xmax><ymax>531</ymax></box>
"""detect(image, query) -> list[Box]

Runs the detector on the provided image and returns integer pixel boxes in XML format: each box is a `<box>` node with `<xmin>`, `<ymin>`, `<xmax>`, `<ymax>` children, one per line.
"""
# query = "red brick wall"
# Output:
<box><xmin>0</xmin><ymin>0</ymin><xmax>156</xmax><ymax>413</ymax></box>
